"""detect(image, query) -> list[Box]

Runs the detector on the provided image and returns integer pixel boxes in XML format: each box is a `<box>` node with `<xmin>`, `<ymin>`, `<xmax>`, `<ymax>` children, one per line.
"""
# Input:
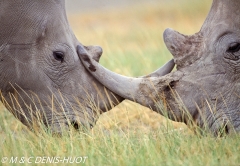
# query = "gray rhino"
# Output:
<box><xmin>78</xmin><ymin>0</ymin><xmax>240</xmax><ymax>135</ymax></box>
<box><xmin>0</xmin><ymin>0</ymin><xmax>174</xmax><ymax>133</ymax></box>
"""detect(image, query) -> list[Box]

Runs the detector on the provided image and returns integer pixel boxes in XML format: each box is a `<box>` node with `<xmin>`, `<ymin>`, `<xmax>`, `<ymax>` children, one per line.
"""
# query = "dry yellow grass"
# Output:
<box><xmin>66</xmin><ymin>1</ymin><xmax>211</xmax><ymax>135</ymax></box>
<box><xmin>93</xmin><ymin>100</ymin><xmax>191</xmax><ymax>135</ymax></box>
<box><xmin>0</xmin><ymin>0</ymin><xmax>212</xmax><ymax>135</ymax></box>
<box><xmin>1</xmin><ymin>2</ymin><xmax>239</xmax><ymax>166</ymax></box>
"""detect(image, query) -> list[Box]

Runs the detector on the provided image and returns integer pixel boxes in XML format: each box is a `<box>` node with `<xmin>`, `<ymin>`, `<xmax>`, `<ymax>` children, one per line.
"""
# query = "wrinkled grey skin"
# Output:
<box><xmin>0</xmin><ymin>0</ymin><xmax>174</xmax><ymax>133</ymax></box>
<box><xmin>79</xmin><ymin>0</ymin><xmax>240</xmax><ymax>135</ymax></box>
<box><xmin>0</xmin><ymin>0</ymin><xmax>123</xmax><ymax>133</ymax></box>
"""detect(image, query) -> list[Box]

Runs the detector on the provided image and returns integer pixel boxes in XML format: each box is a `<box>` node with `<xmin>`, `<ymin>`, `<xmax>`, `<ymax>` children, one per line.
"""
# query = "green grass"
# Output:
<box><xmin>0</xmin><ymin>1</ymin><xmax>240</xmax><ymax>166</ymax></box>
<box><xmin>1</xmin><ymin>108</ymin><xmax>239</xmax><ymax>166</ymax></box>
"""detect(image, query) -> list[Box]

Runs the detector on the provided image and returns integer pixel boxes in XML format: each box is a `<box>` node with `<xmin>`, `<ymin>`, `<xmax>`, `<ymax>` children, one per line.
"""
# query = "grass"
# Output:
<box><xmin>0</xmin><ymin>1</ymin><xmax>240</xmax><ymax>166</ymax></box>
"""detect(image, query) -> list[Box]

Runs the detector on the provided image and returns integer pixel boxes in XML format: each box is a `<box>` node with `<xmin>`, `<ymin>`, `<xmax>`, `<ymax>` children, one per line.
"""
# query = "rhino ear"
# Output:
<box><xmin>84</xmin><ymin>45</ymin><xmax>103</xmax><ymax>62</ymax></box>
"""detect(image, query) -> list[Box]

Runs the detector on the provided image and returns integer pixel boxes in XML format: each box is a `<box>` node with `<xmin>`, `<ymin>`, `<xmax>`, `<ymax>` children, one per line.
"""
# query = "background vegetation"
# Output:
<box><xmin>1</xmin><ymin>0</ymin><xmax>239</xmax><ymax>165</ymax></box>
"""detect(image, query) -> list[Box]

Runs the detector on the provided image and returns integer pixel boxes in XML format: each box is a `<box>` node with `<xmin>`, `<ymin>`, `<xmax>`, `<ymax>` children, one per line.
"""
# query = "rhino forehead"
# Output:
<box><xmin>0</xmin><ymin>0</ymin><xmax>67</xmax><ymax>45</ymax></box>
<box><xmin>201</xmin><ymin>0</ymin><xmax>240</xmax><ymax>36</ymax></box>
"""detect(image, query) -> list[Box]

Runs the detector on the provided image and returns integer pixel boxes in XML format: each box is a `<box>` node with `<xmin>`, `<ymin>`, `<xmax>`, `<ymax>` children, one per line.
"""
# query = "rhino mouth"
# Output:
<box><xmin>46</xmin><ymin>113</ymin><xmax>96</xmax><ymax>135</ymax></box>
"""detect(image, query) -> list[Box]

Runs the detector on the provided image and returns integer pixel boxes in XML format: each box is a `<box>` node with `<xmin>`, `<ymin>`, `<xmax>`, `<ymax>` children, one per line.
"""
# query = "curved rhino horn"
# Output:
<box><xmin>77</xmin><ymin>45</ymin><xmax>175</xmax><ymax>107</ymax></box>
<box><xmin>78</xmin><ymin>0</ymin><xmax>240</xmax><ymax>134</ymax></box>
<box><xmin>164</xmin><ymin>0</ymin><xmax>239</xmax><ymax>69</ymax></box>
<box><xmin>141</xmin><ymin>59</ymin><xmax>175</xmax><ymax>78</ymax></box>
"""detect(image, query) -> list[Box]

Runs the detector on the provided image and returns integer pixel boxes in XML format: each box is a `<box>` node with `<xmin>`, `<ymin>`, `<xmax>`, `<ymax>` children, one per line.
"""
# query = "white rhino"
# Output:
<box><xmin>79</xmin><ymin>0</ymin><xmax>240</xmax><ymax>135</ymax></box>
<box><xmin>0</xmin><ymin>0</ymin><xmax>173</xmax><ymax>134</ymax></box>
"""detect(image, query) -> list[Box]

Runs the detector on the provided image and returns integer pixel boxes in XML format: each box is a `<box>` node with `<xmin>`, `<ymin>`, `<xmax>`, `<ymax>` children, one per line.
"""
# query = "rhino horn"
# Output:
<box><xmin>163</xmin><ymin>28</ymin><xmax>203</xmax><ymax>69</ymax></box>
<box><xmin>141</xmin><ymin>59</ymin><xmax>175</xmax><ymax>78</ymax></box>
<box><xmin>77</xmin><ymin>45</ymin><xmax>175</xmax><ymax>108</ymax></box>
<box><xmin>79</xmin><ymin>0</ymin><xmax>240</xmax><ymax>134</ymax></box>
<box><xmin>164</xmin><ymin>0</ymin><xmax>240</xmax><ymax>68</ymax></box>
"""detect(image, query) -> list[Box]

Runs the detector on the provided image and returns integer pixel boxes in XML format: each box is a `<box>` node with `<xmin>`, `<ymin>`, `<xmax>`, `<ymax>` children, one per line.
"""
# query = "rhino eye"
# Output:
<box><xmin>227</xmin><ymin>42</ymin><xmax>240</xmax><ymax>53</ymax></box>
<box><xmin>53</xmin><ymin>51</ymin><xmax>64</xmax><ymax>62</ymax></box>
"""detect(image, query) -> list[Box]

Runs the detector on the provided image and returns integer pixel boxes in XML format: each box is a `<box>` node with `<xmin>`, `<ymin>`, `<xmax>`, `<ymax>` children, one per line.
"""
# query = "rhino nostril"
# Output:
<box><xmin>70</xmin><ymin>120</ymin><xmax>94</xmax><ymax>131</ymax></box>
<box><xmin>71</xmin><ymin>121</ymin><xmax>80</xmax><ymax>130</ymax></box>
<box><xmin>225</xmin><ymin>124</ymin><xmax>229</xmax><ymax>134</ymax></box>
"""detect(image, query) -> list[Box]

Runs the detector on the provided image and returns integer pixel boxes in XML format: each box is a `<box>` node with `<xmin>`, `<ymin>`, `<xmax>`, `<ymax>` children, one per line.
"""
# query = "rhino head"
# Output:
<box><xmin>0</xmin><ymin>0</ymin><xmax>174</xmax><ymax>134</ymax></box>
<box><xmin>0</xmin><ymin>0</ymin><xmax>124</xmax><ymax>133</ymax></box>
<box><xmin>79</xmin><ymin>0</ymin><xmax>240</xmax><ymax>135</ymax></box>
